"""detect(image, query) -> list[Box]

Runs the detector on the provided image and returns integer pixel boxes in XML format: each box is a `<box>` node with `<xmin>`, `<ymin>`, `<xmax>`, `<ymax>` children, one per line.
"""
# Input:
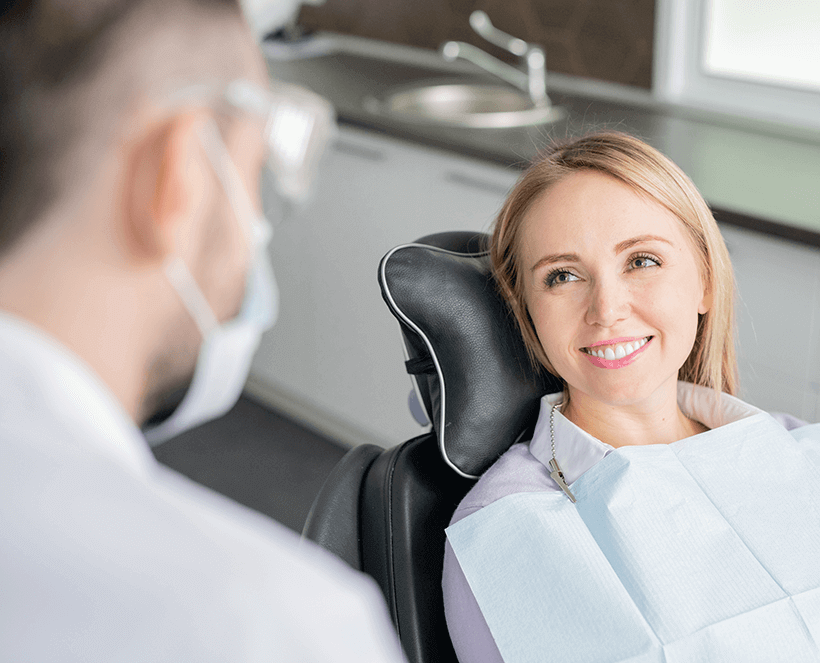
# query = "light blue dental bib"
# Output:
<box><xmin>447</xmin><ymin>414</ymin><xmax>820</xmax><ymax>663</ymax></box>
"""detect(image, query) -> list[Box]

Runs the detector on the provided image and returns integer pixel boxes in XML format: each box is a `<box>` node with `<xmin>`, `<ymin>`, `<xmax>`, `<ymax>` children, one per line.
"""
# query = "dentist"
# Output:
<box><xmin>0</xmin><ymin>0</ymin><xmax>404</xmax><ymax>661</ymax></box>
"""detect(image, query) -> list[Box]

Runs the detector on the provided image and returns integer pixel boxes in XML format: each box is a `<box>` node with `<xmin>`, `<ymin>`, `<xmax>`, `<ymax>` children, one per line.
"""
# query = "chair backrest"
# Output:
<box><xmin>303</xmin><ymin>231</ymin><xmax>560</xmax><ymax>663</ymax></box>
<box><xmin>362</xmin><ymin>433</ymin><xmax>476</xmax><ymax>663</ymax></box>
<box><xmin>303</xmin><ymin>434</ymin><xmax>474</xmax><ymax>663</ymax></box>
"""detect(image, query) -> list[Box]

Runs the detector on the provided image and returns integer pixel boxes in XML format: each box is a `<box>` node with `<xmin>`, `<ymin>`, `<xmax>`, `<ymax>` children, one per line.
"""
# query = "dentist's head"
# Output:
<box><xmin>0</xmin><ymin>0</ymin><xmax>331</xmax><ymax>435</ymax></box>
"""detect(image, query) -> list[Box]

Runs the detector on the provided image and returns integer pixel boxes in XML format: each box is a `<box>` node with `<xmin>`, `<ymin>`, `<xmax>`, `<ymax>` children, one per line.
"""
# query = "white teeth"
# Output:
<box><xmin>586</xmin><ymin>337</ymin><xmax>650</xmax><ymax>360</ymax></box>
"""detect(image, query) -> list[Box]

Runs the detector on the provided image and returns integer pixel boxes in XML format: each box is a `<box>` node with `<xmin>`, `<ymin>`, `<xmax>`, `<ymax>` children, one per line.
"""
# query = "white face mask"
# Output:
<box><xmin>143</xmin><ymin>121</ymin><xmax>278</xmax><ymax>445</ymax></box>
<box><xmin>143</xmin><ymin>80</ymin><xmax>334</xmax><ymax>444</ymax></box>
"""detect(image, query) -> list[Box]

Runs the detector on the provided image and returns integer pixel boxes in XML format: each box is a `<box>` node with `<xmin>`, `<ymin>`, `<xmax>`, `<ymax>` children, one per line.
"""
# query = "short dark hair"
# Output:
<box><xmin>0</xmin><ymin>0</ymin><xmax>242</xmax><ymax>256</ymax></box>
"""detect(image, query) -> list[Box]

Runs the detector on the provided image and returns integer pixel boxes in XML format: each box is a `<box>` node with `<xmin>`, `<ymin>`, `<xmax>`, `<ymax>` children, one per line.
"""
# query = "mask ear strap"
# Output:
<box><xmin>197</xmin><ymin>120</ymin><xmax>259</xmax><ymax>247</ymax></box>
<box><xmin>164</xmin><ymin>255</ymin><xmax>218</xmax><ymax>337</ymax></box>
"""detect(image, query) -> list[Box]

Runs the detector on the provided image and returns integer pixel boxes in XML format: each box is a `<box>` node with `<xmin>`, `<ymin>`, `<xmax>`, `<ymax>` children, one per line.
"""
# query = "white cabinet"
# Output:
<box><xmin>249</xmin><ymin>127</ymin><xmax>520</xmax><ymax>447</ymax></box>
<box><xmin>721</xmin><ymin>224</ymin><xmax>820</xmax><ymax>421</ymax></box>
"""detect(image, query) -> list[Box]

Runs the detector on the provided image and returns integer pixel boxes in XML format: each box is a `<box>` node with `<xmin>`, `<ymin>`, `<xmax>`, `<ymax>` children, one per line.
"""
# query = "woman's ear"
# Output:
<box><xmin>699</xmin><ymin>287</ymin><xmax>713</xmax><ymax>315</ymax></box>
<box><xmin>122</xmin><ymin>110</ymin><xmax>211</xmax><ymax>265</ymax></box>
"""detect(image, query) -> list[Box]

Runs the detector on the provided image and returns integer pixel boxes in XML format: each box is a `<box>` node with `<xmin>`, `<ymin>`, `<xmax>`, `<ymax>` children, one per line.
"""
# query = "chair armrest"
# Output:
<box><xmin>302</xmin><ymin>443</ymin><xmax>383</xmax><ymax>570</ymax></box>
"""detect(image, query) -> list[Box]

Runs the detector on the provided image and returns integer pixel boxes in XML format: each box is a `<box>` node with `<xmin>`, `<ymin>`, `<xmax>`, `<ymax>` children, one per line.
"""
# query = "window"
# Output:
<box><xmin>653</xmin><ymin>0</ymin><xmax>820</xmax><ymax>130</ymax></box>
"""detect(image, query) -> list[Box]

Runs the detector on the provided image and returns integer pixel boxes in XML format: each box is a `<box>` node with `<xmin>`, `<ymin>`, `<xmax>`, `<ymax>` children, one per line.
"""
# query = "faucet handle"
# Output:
<box><xmin>469</xmin><ymin>10</ymin><xmax>529</xmax><ymax>57</ymax></box>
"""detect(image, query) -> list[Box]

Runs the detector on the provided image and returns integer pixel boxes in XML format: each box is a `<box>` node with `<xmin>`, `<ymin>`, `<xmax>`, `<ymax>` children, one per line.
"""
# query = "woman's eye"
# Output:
<box><xmin>629</xmin><ymin>255</ymin><xmax>660</xmax><ymax>270</ymax></box>
<box><xmin>546</xmin><ymin>270</ymin><xmax>579</xmax><ymax>287</ymax></box>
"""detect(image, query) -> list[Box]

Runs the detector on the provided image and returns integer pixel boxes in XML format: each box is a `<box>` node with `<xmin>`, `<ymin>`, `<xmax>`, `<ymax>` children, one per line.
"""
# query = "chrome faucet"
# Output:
<box><xmin>440</xmin><ymin>11</ymin><xmax>550</xmax><ymax>108</ymax></box>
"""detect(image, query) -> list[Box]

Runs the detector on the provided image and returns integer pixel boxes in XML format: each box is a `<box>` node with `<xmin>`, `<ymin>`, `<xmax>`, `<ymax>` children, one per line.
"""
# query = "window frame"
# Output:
<box><xmin>653</xmin><ymin>0</ymin><xmax>820</xmax><ymax>131</ymax></box>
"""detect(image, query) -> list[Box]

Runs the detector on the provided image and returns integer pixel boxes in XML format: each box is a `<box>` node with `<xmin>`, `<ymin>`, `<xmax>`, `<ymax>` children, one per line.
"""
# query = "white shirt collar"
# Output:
<box><xmin>529</xmin><ymin>381</ymin><xmax>764</xmax><ymax>485</ymax></box>
<box><xmin>0</xmin><ymin>311</ymin><xmax>154</xmax><ymax>474</ymax></box>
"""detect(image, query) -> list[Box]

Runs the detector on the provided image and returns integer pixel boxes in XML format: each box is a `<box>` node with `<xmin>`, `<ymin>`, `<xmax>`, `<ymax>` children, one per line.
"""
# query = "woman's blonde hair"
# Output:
<box><xmin>491</xmin><ymin>131</ymin><xmax>737</xmax><ymax>395</ymax></box>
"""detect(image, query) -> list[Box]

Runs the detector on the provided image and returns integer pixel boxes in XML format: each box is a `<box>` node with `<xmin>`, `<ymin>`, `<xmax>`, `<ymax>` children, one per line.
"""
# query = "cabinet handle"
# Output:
<box><xmin>444</xmin><ymin>171</ymin><xmax>512</xmax><ymax>197</ymax></box>
<box><xmin>333</xmin><ymin>140</ymin><xmax>387</xmax><ymax>163</ymax></box>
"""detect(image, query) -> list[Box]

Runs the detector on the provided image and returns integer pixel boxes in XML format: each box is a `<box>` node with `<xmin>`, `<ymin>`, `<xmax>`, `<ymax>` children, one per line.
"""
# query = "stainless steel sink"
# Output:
<box><xmin>363</xmin><ymin>82</ymin><xmax>566</xmax><ymax>129</ymax></box>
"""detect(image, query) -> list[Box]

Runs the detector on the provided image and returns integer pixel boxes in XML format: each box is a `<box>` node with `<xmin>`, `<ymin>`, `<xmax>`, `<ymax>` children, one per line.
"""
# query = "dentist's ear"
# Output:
<box><xmin>123</xmin><ymin>110</ymin><xmax>212</xmax><ymax>265</ymax></box>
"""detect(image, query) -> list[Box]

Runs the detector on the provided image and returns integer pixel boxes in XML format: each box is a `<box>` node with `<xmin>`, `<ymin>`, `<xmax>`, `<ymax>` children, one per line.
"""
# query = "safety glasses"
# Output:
<box><xmin>222</xmin><ymin>78</ymin><xmax>336</xmax><ymax>205</ymax></box>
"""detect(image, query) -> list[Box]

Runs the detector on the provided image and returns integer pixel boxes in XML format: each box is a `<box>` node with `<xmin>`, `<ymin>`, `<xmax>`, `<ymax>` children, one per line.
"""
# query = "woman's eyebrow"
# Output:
<box><xmin>614</xmin><ymin>235</ymin><xmax>673</xmax><ymax>253</ymax></box>
<box><xmin>530</xmin><ymin>253</ymin><xmax>579</xmax><ymax>272</ymax></box>
<box><xmin>529</xmin><ymin>236</ymin><xmax>673</xmax><ymax>272</ymax></box>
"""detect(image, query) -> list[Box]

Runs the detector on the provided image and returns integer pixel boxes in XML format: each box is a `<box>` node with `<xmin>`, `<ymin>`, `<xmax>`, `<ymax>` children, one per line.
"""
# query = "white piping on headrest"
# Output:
<box><xmin>379</xmin><ymin>241</ymin><xmax>489</xmax><ymax>480</ymax></box>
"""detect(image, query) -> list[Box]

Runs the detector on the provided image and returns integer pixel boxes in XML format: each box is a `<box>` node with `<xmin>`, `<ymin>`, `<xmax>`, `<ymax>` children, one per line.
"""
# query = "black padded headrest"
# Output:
<box><xmin>378</xmin><ymin>231</ymin><xmax>561</xmax><ymax>479</ymax></box>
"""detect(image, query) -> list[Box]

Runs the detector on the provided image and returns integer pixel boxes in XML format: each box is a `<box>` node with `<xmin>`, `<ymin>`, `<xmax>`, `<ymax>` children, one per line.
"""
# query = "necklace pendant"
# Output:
<box><xmin>548</xmin><ymin>458</ymin><xmax>577</xmax><ymax>503</ymax></box>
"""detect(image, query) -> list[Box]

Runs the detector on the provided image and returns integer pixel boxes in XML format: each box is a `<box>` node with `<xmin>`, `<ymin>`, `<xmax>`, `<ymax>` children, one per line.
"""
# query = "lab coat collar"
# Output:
<box><xmin>0</xmin><ymin>311</ymin><xmax>154</xmax><ymax>474</ymax></box>
<box><xmin>529</xmin><ymin>381</ymin><xmax>764</xmax><ymax>485</ymax></box>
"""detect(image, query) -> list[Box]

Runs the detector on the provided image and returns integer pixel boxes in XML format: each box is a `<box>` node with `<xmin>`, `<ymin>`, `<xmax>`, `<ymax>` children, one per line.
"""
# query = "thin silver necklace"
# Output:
<box><xmin>549</xmin><ymin>402</ymin><xmax>577</xmax><ymax>503</ymax></box>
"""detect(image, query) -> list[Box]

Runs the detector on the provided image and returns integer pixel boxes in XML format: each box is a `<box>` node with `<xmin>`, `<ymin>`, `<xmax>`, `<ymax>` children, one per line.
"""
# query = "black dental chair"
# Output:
<box><xmin>302</xmin><ymin>232</ymin><xmax>562</xmax><ymax>663</ymax></box>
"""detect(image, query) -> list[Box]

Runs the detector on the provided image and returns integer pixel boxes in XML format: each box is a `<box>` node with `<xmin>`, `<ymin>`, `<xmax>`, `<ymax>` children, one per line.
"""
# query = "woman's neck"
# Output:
<box><xmin>561</xmin><ymin>383</ymin><xmax>706</xmax><ymax>448</ymax></box>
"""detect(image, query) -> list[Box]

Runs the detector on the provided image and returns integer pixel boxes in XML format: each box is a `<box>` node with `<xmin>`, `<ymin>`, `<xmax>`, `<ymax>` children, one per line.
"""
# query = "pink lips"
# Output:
<box><xmin>583</xmin><ymin>337</ymin><xmax>653</xmax><ymax>369</ymax></box>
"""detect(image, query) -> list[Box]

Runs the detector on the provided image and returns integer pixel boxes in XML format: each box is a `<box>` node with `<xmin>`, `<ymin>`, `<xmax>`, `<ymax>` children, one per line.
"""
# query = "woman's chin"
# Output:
<box><xmin>567</xmin><ymin>375</ymin><xmax>678</xmax><ymax>411</ymax></box>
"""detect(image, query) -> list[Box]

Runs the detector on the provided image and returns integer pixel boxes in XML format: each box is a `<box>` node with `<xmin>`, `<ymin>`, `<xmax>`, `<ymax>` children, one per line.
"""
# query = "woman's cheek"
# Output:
<box><xmin>642</xmin><ymin>285</ymin><xmax>701</xmax><ymax>360</ymax></box>
<box><xmin>531</xmin><ymin>298</ymin><xmax>575</xmax><ymax>371</ymax></box>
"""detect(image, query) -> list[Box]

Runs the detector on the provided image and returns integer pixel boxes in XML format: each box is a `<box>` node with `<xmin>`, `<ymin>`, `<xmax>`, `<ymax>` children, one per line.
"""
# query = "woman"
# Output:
<box><xmin>442</xmin><ymin>132</ymin><xmax>820</xmax><ymax>663</ymax></box>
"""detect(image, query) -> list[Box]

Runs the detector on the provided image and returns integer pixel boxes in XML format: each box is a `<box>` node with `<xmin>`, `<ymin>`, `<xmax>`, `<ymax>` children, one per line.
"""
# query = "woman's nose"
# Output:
<box><xmin>584</xmin><ymin>278</ymin><xmax>630</xmax><ymax>328</ymax></box>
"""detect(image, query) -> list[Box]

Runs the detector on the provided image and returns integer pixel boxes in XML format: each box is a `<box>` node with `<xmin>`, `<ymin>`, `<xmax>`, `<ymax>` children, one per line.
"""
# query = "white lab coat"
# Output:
<box><xmin>0</xmin><ymin>312</ymin><xmax>405</xmax><ymax>662</ymax></box>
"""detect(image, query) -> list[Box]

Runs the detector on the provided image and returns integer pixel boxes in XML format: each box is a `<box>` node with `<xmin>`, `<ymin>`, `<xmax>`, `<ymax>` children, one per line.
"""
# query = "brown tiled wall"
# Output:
<box><xmin>299</xmin><ymin>0</ymin><xmax>655</xmax><ymax>89</ymax></box>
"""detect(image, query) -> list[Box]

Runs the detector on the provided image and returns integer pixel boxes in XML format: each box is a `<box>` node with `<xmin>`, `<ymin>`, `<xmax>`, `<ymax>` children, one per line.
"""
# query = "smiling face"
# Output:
<box><xmin>520</xmin><ymin>169</ymin><xmax>711</xmax><ymax>411</ymax></box>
